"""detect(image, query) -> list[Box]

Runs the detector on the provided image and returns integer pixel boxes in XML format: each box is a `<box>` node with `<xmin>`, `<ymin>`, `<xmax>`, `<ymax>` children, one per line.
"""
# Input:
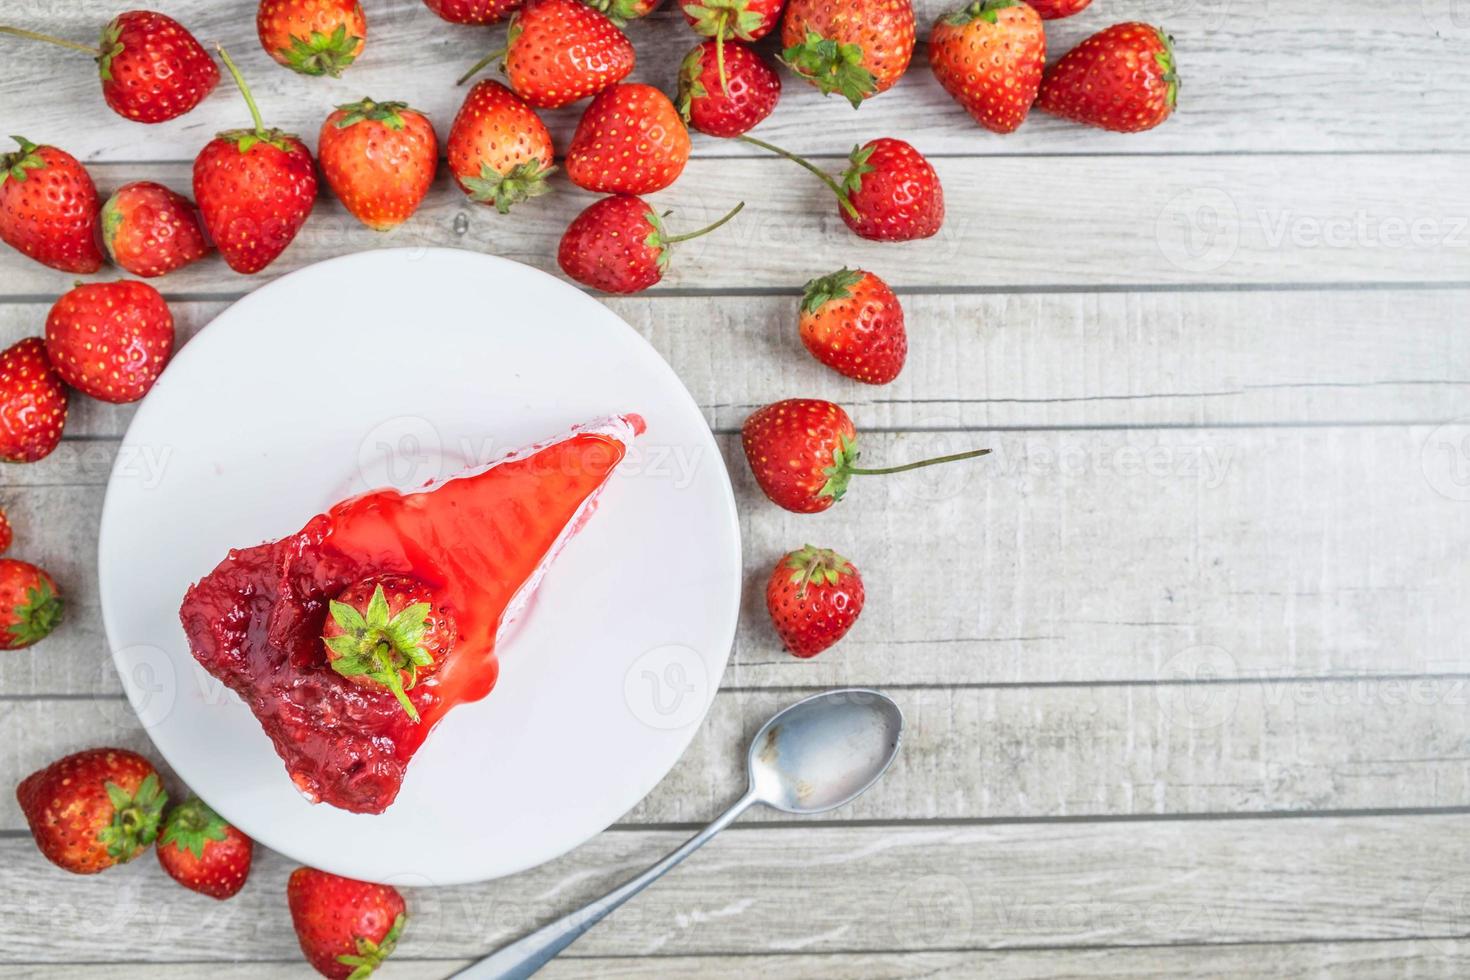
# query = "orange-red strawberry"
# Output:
<box><xmin>559</xmin><ymin>195</ymin><xmax>743</xmax><ymax>294</ymax></box>
<box><xmin>102</xmin><ymin>182</ymin><xmax>212</xmax><ymax>278</ymax></box>
<box><xmin>288</xmin><ymin>867</ymin><xmax>407</xmax><ymax>979</ymax></box>
<box><xmin>424</xmin><ymin>0</ymin><xmax>522</xmax><ymax>23</ymax></box>
<box><xmin>322</xmin><ymin>575</ymin><xmax>457</xmax><ymax>722</ymax></box>
<box><xmin>460</xmin><ymin>0</ymin><xmax>634</xmax><ymax>109</ymax></box>
<box><xmin>781</xmin><ymin>0</ymin><xmax>915</xmax><ymax>107</ymax></box>
<box><xmin>585</xmin><ymin>0</ymin><xmax>664</xmax><ymax>25</ymax></box>
<box><xmin>319</xmin><ymin>98</ymin><xmax>438</xmax><ymax>230</ymax></box>
<box><xmin>1</xmin><ymin>12</ymin><xmax>218</xmax><ymax>124</ymax></box>
<box><xmin>156</xmin><ymin>797</ymin><xmax>254</xmax><ymax>900</ymax></box>
<box><xmin>0</xmin><ymin>558</ymin><xmax>63</xmax><ymax>649</ymax></box>
<box><xmin>767</xmin><ymin>545</ymin><xmax>864</xmax><ymax>657</ymax></box>
<box><xmin>0</xmin><ymin>508</ymin><xmax>11</xmax><ymax>554</ymax></box>
<box><xmin>258</xmin><ymin>0</ymin><xmax>366</xmax><ymax>78</ymax></box>
<box><xmin>679</xmin><ymin>0</ymin><xmax>783</xmax><ymax>93</ymax></box>
<box><xmin>566</xmin><ymin>84</ymin><xmax>691</xmax><ymax>195</ymax></box>
<box><xmin>677</xmin><ymin>39</ymin><xmax>781</xmax><ymax>137</ymax></box>
<box><xmin>0</xmin><ymin>138</ymin><xmax>103</xmax><ymax>274</ymax></box>
<box><xmin>799</xmin><ymin>268</ymin><xmax>906</xmax><ymax>384</ymax></box>
<box><xmin>16</xmin><ymin>748</ymin><xmax>164</xmax><ymax>873</ymax></box>
<box><xmin>447</xmin><ymin>80</ymin><xmax>555</xmax><ymax>214</ymax></box>
<box><xmin>930</xmin><ymin>0</ymin><xmax>1044</xmax><ymax>134</ymax></box>
<box><xmin>840</xmin><ymin>137</ymin><xmax>943</xmax><ymax>241</ymax></box>
<box><xmin>45</xmin><ymin>280</ymin><xmax>175</xmax><ymax>404</ymax></box>
<box><xmin>194</xmin><ymin>47</ymin><xmax>317</xmax><ymax>274</ymax></box>
<box><xmin>741</xmin><ymin>398</ymin><xmax>988</xmax><ymax>512</ymax></box>
<box><xmin>0</xmin><ymin>338</ymin><xmax>68</xmax><ymax>463</ymax></box>
<box><xmin>1028</xmin><ymin>0</ymin><xmax>1090</xmax><ymax>19</ymax></box>
<box><xmin>1038</xmin><ymin>23</ymin><xmax>1179</xmax><ymax>133</ymax></box>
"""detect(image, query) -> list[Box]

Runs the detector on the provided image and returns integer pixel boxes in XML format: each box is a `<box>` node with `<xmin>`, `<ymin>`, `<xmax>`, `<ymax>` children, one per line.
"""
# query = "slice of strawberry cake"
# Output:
<box><xmin>179</xmin><ymin>415</ymin><xmax>642</xmax><ymax>814</ymax></box>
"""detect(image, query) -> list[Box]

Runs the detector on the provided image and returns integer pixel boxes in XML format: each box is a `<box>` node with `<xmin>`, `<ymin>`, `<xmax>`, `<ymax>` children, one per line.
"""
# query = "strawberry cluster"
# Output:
<box><xmin>1</xmin><ymin>1</ymin><xmax>1181</xmax><ymax>972</ymax></box>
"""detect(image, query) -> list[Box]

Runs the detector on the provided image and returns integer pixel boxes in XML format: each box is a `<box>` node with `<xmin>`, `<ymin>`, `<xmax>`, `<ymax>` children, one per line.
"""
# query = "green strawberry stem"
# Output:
<box><xmin>457</xmin><ymin>46</ymin><xmax>506</xmax><ymax>86</ymax></box>
<box><xmin>848</xmin><ymin>447</ymin><xmax>991</xmax><ymax>476</ymax></box>
<box><xmin>662</xmin><ymin>201</ymin><xmax>745</xmax><ymax>244</ymax></box>
<box><xmin>0</xmin><ymin>25</ymin><xmax>101</xmax><ymax>56</ymax></box>
<box><xmin>736</xmin><ymin>135</ymin><xmax>860</xmax><ymax>220</ymax></box>
<box><xmin>714</xmin><ymin>27</ymin><xmax>729</xmax><ymax>95</ymax></box>
<box><xmin>216</xmin><ymin>45</ymin><xmax>267</xmax><ymax>136</ymax></box>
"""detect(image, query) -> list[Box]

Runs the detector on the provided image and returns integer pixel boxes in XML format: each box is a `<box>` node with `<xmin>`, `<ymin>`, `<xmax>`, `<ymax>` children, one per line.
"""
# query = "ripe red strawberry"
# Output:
<box><xmin>677</xmin><ymin>39</ymin><xmax>781</xmax><ymax>138</ymax></box>
<box><xmin>930</xmin><ymin>0</ymin><xmax>1044</xmax><ymax>134</ymax></box>
<box><xmin>1</xmin><ymin>12</ymin><xmax>218</xmax><ymax>124</ymax></box>
<box><xmin>781</xmin><ymin>0</ymin><xmax>915</xmax><ymax>107</ymax></box>
<box><xmin>194</xmin><ymin>47</ymin><xmax>317</xmax><ymax>274</ymax></box>
<box><xmin>767</xmin><ymin>545</ymin><xmax>864</xmax><ymax>657</ymax></box>
<box><xmin>1038</xmin><ymin>23</ymin><xmax>1179</xmax><ymax>133</ymax></box>
<box><xmin>460</xmin><ymin>0</ymin><xmax>634</xmax><ymax>109</ymax></box>
<box><xmin>585</xmin><ymin>0</ymin><xmax>664</xmax><ymax>24</ymax></box>
<box><xmin>258</xmin><ymin>0</ymin><xmax>366</xmax><ymax>78</ymax></box>
<box><xmin>45</xmin><ymin>280</ymin><xmax>175</xmax><ymax>404</ymax></box>
<box><xmin>741</xmin><ymin>398</ymin><xmax>988</xmax><ymax>512</ymax></box>
<box><xmin>447</xmin><ymin>80</ymin><xmax>555</xmax><ymax>214</ymax></box>
<box><xmin>0</xmin><ymin>138</ymin><xmax>103</xmax><ymax>274</ymax></box>
<box><xmin>322</xmin><ymin>575</ymin><xmax>457</xmax><ymax>722</ymax></box>
<box><xmin>799</xmin><ymin>268</ymin><xmax>906</xmax><ymax>384</ymax></box>
<box><xmin>0</xmin><ymin>508</ymin><xmax>12</xmax><ymax>554</ymax></box>
<box><xmin>320</xmin><ymin>98</ymin><xmax>438</xmax><ymax>230</ymax></box>
<box><xmin>0</xmin><ymin>558</ymin><xmax>63</xmax><ymax>649</ymax></box>
<box><xmin>0</xmin><ymin>339</ymin><xmax>68</xmax><ymax>463</ymax></box>
<box><xmin>423</xmin><ymin>0</ymin><xmax>522</xmax><ymax>23</ymax></box>
<box><xmin>288</xmin><ymin>867</ymin><xmax>407</xmax><ymax>979</ymax></box>
<box><xmin>16</xmin><ymin>748</ymin><xmax>164</xmax><ymax>873</ymax></box>
<box><xmin>1028</xmin><ymin>0</ymin><xmax>1090</xmax><ymax>18</ymax></box>
<box><xmin>156</xmin><ymin>797</ymin><xmax>254</xmax><ymax>900</ymax></box>
<box><xmin>566</xmin><ymin>84</ymin><xmax>691</xmax><ymax>195</ymax></box>
<box><xmin>840</xmin><ymin>138</ymin><xmax>943</xmax><ymax>241</ymax></box>
<box><xmin>679</xmin><ymin>0</ymin><xmax>784</xmax><ymax>93</ymax></box>
<box><xmin>558</xmin><ymin>196</ymin><xmax>743</xmax><ymax>294</ymax></box>
<box><xmin>101</xmin><ymin>182</ymin><xmax>212</xmax><ymax>277</ymax></box>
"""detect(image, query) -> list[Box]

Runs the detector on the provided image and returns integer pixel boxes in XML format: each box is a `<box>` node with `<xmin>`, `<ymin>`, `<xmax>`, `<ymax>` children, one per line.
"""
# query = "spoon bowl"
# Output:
<box><xmin>748</xmin><ymin>689</ymin><xmax>904</xmax><ymax>814</ymax></box>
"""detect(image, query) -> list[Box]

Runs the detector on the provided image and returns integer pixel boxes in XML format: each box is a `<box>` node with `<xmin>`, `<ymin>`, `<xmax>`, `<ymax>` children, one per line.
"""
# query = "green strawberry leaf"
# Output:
<box><xmin>801</xmin><ymin>268</ymin><xmax>864</xmax><ymax>314</ymax></box>
<box><xmin>780</xmin><ymin>30</ymin><xmax>876</xmax><ymax>109</ymax></box>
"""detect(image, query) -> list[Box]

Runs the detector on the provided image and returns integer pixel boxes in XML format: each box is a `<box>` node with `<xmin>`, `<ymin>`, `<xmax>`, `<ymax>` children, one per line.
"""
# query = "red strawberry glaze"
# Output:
<box><xmin>179</xmin><ymin>417</ymin><xmax>641</xmax><ymax>814</ymax></box>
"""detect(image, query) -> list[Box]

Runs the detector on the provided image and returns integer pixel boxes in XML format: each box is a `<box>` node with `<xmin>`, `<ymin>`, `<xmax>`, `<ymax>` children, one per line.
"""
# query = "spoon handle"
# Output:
<box><xmin>452</xmin><ymin>791</ymin><xmax>758</xmax><ymax>980</ymax></box>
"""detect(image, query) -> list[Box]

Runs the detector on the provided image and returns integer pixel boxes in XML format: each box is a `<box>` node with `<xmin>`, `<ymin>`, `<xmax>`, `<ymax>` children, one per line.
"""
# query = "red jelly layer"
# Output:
<box><xmin>179</xmin><ymin>428</ymin><xmax>631</xmax><ymax>814</ymax></box>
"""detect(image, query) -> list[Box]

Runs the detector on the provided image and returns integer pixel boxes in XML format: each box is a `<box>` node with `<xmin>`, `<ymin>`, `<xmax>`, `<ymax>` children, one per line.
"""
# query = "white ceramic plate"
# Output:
<box><xmin>99</xmin><ymin>248</ymin><xmax>740</xmax><ymax>885</ymax></box>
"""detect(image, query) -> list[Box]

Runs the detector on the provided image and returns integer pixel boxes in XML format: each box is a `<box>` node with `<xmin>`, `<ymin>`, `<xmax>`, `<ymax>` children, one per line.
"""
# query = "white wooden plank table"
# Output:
<box><xmin>2</xmin><ymin>0</ymin><xmax>1469</xmax><ymax>976</ymax></box>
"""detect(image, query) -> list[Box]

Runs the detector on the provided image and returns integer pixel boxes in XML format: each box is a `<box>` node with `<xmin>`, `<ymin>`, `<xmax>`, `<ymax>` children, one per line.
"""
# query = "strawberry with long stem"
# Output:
<box><xmin>0</xmin><ymin>13</ymin><xmax>218</xmax><ymax>123</ymax></box>
<box><xmin>742</xmin><ymin>398</ymin><xmax>989</xmax><ymax>513</ymax></box>
<box><xmin>193</xmin><ymin>45</ymin><xmax>317</xmax><ymax>274</ymax></box>
<box><xmin>559</xmin><ymin>196</ymin><xmax>744</xmax><ymax>294</ymax></box>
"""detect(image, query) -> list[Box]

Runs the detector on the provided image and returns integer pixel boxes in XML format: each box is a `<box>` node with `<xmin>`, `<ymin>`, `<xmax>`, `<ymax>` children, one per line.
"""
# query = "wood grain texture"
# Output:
<box><xmin>4</xmin><ymin>1</ymin><xmax>1468</xmax><ymax>160</ymax></box>
<box><xmin>4</xmin><ymin>815</ymin><xmax>1470</xmax><ymax>961</ymax></box>
<box><xmin>9</xmin><ymin>940</ymin><xmax>1470</xmax><ymax>979</ymax></box>
<box><xmin>1</xmin><ymin>424</ymin><xmax>1464</xmax><ymax>695</ymax></box>
<box><xmin>3</xmin><ymin>288</ymin><xmax>1469</xmax><ymax>438</ymax></box>
<box><xmin>8</xmin><ymin>675</ymin><xmax>1470</xmax><ymax>831</ymax></box>
<box><xmin>0</xmin><ymin>153</ymin><xmax>1466</xmax><ymax>296</ymax></box>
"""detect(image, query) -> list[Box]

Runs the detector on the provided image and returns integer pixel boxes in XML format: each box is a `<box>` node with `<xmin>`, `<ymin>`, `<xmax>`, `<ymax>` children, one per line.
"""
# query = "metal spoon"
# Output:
<box><xmin>453</xmin><ymin>688</ymin><xmax>904</xmax><ymax>980</ymax></box>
